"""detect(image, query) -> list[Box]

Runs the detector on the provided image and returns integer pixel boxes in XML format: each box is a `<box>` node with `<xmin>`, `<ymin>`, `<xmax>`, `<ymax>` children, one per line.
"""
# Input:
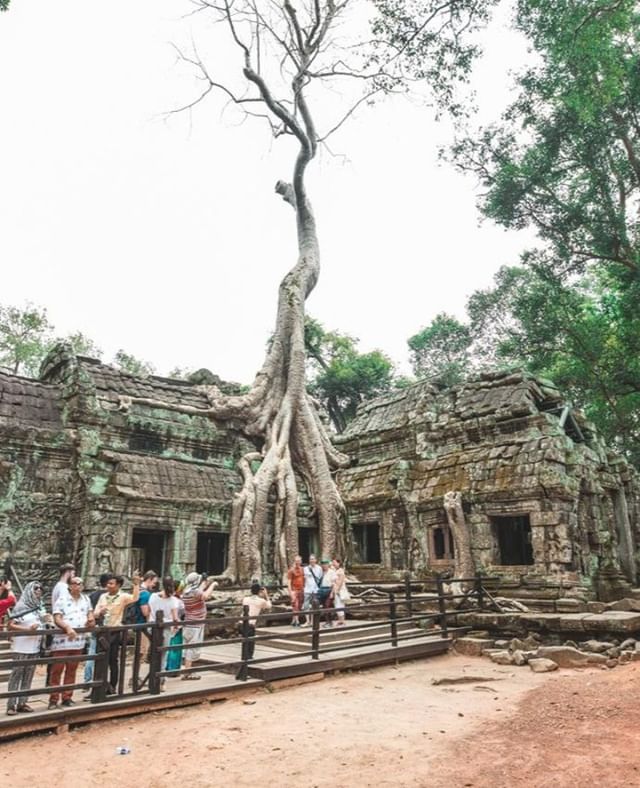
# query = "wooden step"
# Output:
<box><xmin>256</xmin><ymin>620</ymin><xmax>417</xmax><ymax>650</ymax></box>
<box><xmin>247</xmin><ymin>635</ymin><xmax>452</xmax><ymax>681</ymax></box>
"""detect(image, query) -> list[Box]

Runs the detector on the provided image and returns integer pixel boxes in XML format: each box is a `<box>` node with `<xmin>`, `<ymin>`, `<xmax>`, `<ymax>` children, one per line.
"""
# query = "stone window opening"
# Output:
<box><xmin>131</xmin><ymin>528</ymin><xmax>170</xmax><ymax>576</ymax></box>
<box><xmin>430</xmin><ymin>525</ymin><xmax>455</xmax><ymax>561</ymax></box>
<box><xmin>540</xmin><ymin>403</ymin><xmax>585</xmax><ymax>443</ymax></box>
<box><xmin>352</xmin><ymin>522</ymin><xmax>381</xmax><ymax>564</ymax></box>
<box><xmin>492</xmin><ymin>515</ymin><xmax>534</xmax><ymax>565</ymax></box>
<box><xmin>128</xmin><ymin>425</ymin><xmax>165</xmax><ymax>455</ymax></box>
<box><xmin>196</xmin><ymin>531</ymin><xmax>228</xmax><ymax>575</ymax></box>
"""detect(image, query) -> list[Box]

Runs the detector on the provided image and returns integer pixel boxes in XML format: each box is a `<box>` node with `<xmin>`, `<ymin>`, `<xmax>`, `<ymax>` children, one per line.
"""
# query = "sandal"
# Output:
<box><xmin>181</xmin><ymin>674</ymin><xmax>201</xmax><ymax>680</ymax></box>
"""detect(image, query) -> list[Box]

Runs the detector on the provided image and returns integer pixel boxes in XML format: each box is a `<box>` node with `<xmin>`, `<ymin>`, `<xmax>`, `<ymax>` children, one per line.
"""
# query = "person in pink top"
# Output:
<box><xmin>0</xmin><ymin>576</ymin><xmax>16</xmax><ymax>627</ymax></box>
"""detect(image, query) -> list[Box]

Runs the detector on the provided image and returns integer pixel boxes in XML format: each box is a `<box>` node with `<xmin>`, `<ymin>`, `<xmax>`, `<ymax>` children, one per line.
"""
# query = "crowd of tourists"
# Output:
<box><xmin>0</xmin><ymin>553</ymin><xmax>349</xmax><ymax>716</ymax></box>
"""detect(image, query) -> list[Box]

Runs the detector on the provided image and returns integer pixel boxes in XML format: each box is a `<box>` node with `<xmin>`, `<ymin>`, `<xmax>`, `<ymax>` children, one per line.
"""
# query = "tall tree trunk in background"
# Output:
<box><xmin>444</xmin><ymin>491</ymin><xmax>475</xmax><ymax>585</ymax></box>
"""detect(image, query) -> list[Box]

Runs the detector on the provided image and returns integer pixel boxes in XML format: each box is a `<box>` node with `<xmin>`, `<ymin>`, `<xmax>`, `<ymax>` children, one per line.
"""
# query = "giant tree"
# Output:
<box><xmin>121</xmin><ymin>0</ymin><xmax>496</xmax><ymax>582</ymax></box>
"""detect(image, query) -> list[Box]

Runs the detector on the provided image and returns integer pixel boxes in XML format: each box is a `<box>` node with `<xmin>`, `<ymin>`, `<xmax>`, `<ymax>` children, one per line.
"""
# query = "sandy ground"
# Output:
<box><xmin>1</xmin><ymin>653</ymin><xmax>638</xmax><ymax>787</ymax></box>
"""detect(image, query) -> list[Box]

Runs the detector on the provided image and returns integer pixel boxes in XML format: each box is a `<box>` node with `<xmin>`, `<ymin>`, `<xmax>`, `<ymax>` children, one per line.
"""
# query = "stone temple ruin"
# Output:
<box><xmin>0</xmin><ymin>344</ymin><xmax>637</xmax><ymax>601</ymax></box>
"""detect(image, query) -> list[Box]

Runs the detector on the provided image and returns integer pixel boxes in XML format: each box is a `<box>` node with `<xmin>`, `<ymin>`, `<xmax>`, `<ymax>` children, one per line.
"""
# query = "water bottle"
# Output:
<box><xmin>115</xmin><ymin>746</ymin><xmax>130</xmax><ymax>755</ymax></box>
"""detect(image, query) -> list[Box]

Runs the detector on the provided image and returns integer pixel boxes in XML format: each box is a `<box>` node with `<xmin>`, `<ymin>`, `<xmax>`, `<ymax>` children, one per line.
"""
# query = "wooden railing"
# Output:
<box><xmin>0</xmin><ymin>573</ymin><xmax>492</xmax><ymax>710</ymax></box>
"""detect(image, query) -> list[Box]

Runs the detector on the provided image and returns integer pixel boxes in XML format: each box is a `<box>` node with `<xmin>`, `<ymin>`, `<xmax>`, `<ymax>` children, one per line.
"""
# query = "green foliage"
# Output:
<box><xmin>451</xmin><ymin>1</ymin><xmax>640</xmax><ymax>461</ymax></box>
<box><xmin>408</xmin><ymin>313</ymin><xmax>472</xmax><ymax>386</ymax></box>
<box><xmin>0</xmin><ymin>303</ymin><xmax>53</xmax><ymax>376</ymax></box>
<box><xmin>113</xmin><ymin>350</ymin><xmax>155</xmax><ymax>378</ymax></box>
<box><xmin>370</xmin><ymin>0</ymin><xmax>499</xmax><ymax>117</ymax></box>
<box><xmin>305</xmin><ymin>317</ymin><xmax>396</xmax><ymax>433</ymax></box>
<box><xmin>0</xmin><ymin>1</ymin><xmax>10</xmax><ymax>11</ymax></box>
<box><xmin>64</xmin><ymin>332</ymin><xmax>103</xmax><ymax>359</ymax></box>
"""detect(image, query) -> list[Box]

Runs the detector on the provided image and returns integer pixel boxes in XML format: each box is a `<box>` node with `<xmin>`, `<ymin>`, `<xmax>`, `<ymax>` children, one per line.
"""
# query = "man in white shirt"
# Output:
<box><xmin>301</xmin><ymin>555</ymin><xmax>323</xmax><ymax>626</ymax></box>
<box><xmin>51</xmin><ymin>562</ymin><xmax>75</xmax><ymax>611</ymax></box>
<box><xmin>49</xmin><ymin>577</ymin><xmax>94</xmax><ymax>709</ymax></box>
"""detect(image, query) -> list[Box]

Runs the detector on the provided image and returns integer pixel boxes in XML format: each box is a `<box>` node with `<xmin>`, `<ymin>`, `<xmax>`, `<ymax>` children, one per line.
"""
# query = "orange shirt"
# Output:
<box><xmin>288</xmin><ymin>565</ymin><xmax>305</xmax><ymax>592</ymax></box>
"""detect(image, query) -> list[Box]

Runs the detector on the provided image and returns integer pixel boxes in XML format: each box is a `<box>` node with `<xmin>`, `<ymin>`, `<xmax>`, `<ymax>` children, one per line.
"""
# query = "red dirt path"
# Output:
<box><xmin>1</xmin><ymin>654</ymin><xmax>639</xmax><ymax>787</ymax></box>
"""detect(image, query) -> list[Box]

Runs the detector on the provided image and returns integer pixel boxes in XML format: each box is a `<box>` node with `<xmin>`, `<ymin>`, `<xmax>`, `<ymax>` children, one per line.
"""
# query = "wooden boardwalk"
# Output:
<box><xmin>0</xmin><ymin>620</ymin><xmax>451</xmax><ymax>740</ymax></box>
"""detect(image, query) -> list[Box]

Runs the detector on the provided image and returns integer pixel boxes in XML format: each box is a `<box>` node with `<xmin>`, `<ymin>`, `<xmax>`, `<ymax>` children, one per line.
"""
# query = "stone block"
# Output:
<box><xmin>584</xmin><ymin>612</ymin><xmax>640</xmax><ymax>633</ymax></box>
<box><xmin>534</xmin><ymin>646</ymin><xmax>608</xmax><ymax>668</ymax></box>
<box><xmin>490</xmin><ymin>650</ymin><xmax>514</xmax><ymax>665</ymax></box>
<box><xmin>529</xmin><ymin>658</ymin><xmax>558</xmax><ymax>673</ymax></box>
<box><xmin>454</xmin><ymin>637</ymin><xmax>495</xmax><ymax>657</ymax></box>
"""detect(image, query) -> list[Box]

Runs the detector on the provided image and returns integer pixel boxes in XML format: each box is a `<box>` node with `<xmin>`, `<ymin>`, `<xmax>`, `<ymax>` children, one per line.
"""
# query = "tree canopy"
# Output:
<box><xmin>408</xmin><ymin>313</ymin><xmax>472</xmax><ymax>387</ymax></box>
<box><xmin>449</xmin><ymin>0</ymin><xmax>640</xmax><ymax>462</ymax></box>
<box><xmin>305</xmin><ymin>317</ymin><xmax>395</xmax><ymax>433</ymax></box>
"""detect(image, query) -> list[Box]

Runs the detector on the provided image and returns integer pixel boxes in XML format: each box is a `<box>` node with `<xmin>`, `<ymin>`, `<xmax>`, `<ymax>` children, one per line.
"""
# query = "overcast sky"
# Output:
<box><xmin>0</xmin><ymin>1</ymin><xmax>534</xmax><ymax>383</ymax></box>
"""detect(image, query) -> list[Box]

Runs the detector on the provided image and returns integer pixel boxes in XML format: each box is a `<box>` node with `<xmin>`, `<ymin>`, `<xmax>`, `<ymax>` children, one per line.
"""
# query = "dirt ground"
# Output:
<box><xmin>1</xmin><ymin>653</ymin><xmax>639</xmax><ymax>787</ymax></box>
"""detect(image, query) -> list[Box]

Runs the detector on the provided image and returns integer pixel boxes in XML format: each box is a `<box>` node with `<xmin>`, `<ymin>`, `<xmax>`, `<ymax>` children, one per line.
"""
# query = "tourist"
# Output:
<box><xmin>49</xmin><ymin>577</ymin><xmax>94</xmax><ymax>709</ymax></box>
<box><xmin>134</xmin><ymin>570</ymin><xmax>158</xmax><ymax>662</ymax></box>
<box><xmin>51</xmin><ymin>562</ymin><xmax>75</xmax><ymax>609</ymax></box>
<box><xmin>6</xmin><ymin>580</ymin><xmax>50</xmax><ymax>715</ymax></box>
<box><xmin>239</xmin><ymin>581</ymin><xmax>271</xmax><ymax>661</ymax></box>
<box><xmin>148</xmin><ymin>576</ymin><xmax>181</xmax><ymax>677</ymax></box>
<box><xmin>93</xmin><ymin>572</ymin><xmax>141</xmax><ymax>694</ymax></box>
<box><xmin>0</xmin><ymin>576</ymin><xmax>16</xmax><ymax>627</ymax></box>
<box><xmin>319</xmin><ymin>558</ymin><xmax>336</xmax><ymax>627</ymax></box>
<box><xmin>287</xmin><ymin>554</ymin><xmax>305</xmax><ymax>626</ymax></box>
<box><xmin>331</xmin><ymin>558</ymin><xmax>349</xmax><ymax>627</ymax></box>
<box><xmin>83</xmin><ymin>572</ymin><xmax>111</xmax><ymax>688</ymax></box>
<box><xmin>301</xmin><ymin>554</ymin><xmax>322</xmax><ymax>626</ymax></box>
<box><xmin>180</xmin><ymin>572</ymin><xmax>218</xmax><ymax>680</ymax></box>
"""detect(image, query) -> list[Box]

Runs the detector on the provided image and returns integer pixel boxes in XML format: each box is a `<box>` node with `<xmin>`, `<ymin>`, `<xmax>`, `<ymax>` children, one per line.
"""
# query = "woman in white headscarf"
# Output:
<box><xmin>6</xmin><ymin>580</ymin><xmax>50</xmax><ymax>715</ymax></box>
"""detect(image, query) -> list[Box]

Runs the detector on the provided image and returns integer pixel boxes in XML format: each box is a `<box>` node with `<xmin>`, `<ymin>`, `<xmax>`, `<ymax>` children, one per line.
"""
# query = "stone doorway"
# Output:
<box><xmin>196</xmin><ymin>531</ymin><xmax>228</xmax><ymax>575</ymax></box>
<box><xmin>131</xmin><ymin>529</ymin><xmax>169</xmax><ymax>576</ymax></box>
<box><xmin>298</xmin><ymin>528</ymin><xmax>319</xmax><ymax>562</ymax></box>
<box><xmin>353</xmin><ymin>523</ymin><xmax>381</xmax><ymax>564</ymax></box>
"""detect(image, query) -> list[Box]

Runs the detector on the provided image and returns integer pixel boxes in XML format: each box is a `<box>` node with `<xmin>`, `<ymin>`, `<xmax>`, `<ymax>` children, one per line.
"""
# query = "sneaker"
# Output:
<box><xmin>291</xmin><ymin>622</ymin><xmax>300</xmax><ymax>627</ymax></box>
<box><xmin>17</xmin><ymin>705</ymin><xmax>34</xmax><ymax>713</ymax></box>
<box><xmin>61</xmin><ymin>699</ymin><xmax>75</xmax><ymax>707</ymax></box>
<box><xmin>6</xmin><ymin>708</ymin><xmax>17</xmax><ymax>716</ymax></box>
<box><xmin>48</xmin><ymin>701</ymin><xmax>59</xmax><ymax>710</ymax></box>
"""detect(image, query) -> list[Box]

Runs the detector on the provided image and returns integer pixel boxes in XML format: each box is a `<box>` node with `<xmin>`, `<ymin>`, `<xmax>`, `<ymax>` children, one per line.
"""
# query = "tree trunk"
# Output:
<box><xmin>443</xmin><ymin>491</ymin><xmax>475</xmax><ymax>586</ymax></box>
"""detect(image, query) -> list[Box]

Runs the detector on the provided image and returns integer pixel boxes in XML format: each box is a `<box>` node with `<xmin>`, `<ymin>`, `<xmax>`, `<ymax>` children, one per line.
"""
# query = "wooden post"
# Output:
<box><xmin>311</xmin><ymin>598</ymin><xmax>320</xmax><ymax>660</ymax></box>
<box><xmin>436</xmin><ymin>575</ymin><xmax>449</xmax><ymax>639</ymax></box>
<box><xmin>236</xmin><ymin>604</ymin><xmax>250</xmax><ymax>682</ymax></box>
<box><xmin>117</xmin><ymin>626</ymin><xmax>128</xmax><ymax>696</ymax></box>
<box><xmin>131</xmin><ymin>627</ymin><xmax>142</xmax><ymax>693</ymax></box>
<box><xmin>91</xmin><ymin>631</ymin><xmax>109</xmax><ymax>704</ymax></box>
<box><xmin>389</xmin><ymin>592</ymin><xmax>398</xmax><ymax>647</ymax></box>
<box><xmin>404</xmin><ymin>572</ymin><xmax>413</xmax><ymax>620</ymax></box>
<box><xmin>148</xmin><ymin>611</ymin><xmax>164</xmax><ymax>695</ymax></box>
<box><xmin>475</xmin><ymin>574</ymin><xmax>485</xmax><ymax>610</ymax></box>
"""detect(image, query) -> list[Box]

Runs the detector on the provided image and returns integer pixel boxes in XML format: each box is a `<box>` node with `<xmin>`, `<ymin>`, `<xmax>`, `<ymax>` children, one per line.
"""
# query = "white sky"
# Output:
<box><xmin>0</xmin><ymin>1</ymin><xmax>534</xmax><ymax>383</ymax></box>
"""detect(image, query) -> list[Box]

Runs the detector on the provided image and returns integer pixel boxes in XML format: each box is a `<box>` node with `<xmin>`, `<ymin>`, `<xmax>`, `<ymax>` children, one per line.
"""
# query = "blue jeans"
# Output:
<box><xmin>84</xmin><ymin>634</ymin><xmax>97</xmax><ymax>683</ymax></box>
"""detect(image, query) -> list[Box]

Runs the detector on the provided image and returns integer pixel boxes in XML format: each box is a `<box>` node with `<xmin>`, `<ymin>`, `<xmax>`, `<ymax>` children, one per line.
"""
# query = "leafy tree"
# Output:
<box><xmin>305</xmin><ymin>317</ymin><xmax>395</xmax><ymax>433</ymax></box>
<box><xmin>113</xmin><ymin>349</ymin><xmax>155</xmax><ymax>378</ymax></box>
<box><xmin>451</xmin><ymin>0</ymin><xmax>640</xmax><ymax>460</ymax></box>
<box><xmin>0</xmin><ymin>303</ymin><xmax>53</xmax><ymax>376</ymax></box>
<box><xmin>64</xmin><ymin>332</ymin><xmax>103</xmax><ymax>359</ymax></box>
<box><xmin>408</xmin><ymin>313</ymin><xmax>472</xmax><ymax>386</ymax></box>
<box><xmin>0</xmin><ymin>1</ymin><xmax>10</xmax><ymax>11</ymax></box>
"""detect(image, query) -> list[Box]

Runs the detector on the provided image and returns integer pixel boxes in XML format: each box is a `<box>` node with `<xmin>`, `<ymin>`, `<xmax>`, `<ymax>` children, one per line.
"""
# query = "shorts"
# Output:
<box><xmin>182</xmin><ymin>625</ymin><xmax>205</xmax><ymax>662</ymax></box>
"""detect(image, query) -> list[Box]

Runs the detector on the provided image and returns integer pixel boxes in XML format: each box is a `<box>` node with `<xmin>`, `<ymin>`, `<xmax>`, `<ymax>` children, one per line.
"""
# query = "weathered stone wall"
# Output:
<box><xmin>336</xmin><ymin>371</ymin><xmax>639</xmax><ymax>600</ymax></box>
<box><xmin>1</xmin><ymin>349</ymin><xmax>637</xmax><ymax>601</ymax></box>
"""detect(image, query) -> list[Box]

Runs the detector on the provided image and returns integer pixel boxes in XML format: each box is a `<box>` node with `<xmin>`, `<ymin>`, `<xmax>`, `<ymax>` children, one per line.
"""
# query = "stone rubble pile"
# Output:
<box><xmin>455</xmin><ymin>631</ymin><xmax>640</xmax><ymax>673</ymax></box>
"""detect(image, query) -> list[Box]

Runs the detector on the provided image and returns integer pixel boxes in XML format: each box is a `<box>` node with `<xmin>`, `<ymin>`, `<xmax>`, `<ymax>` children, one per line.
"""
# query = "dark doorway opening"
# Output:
<box><xmin>432</xmin><ymin>526</ymin><xmax>455</xmax><ymax>560</ymax></box>
<box><xmin>492</xmin><ymin>515</ymin><xmax>534</xmax><ymax>565</ymax></box>
<box><xmin>298</xmin><ymin>529</ymin><xmax>319</xmax><ymax>563</ymax></box>
<box><xmin>131</xmin><ymin>529</ymin><xmax>168</xmax><ymax>576</ymax></box>
<box><xmin>352</xmin><ymin>523</ymin><xmax>381</xmax><ymax>564</ymax></box>
<box><xmin>196</xmin><ymin>532</ymin><xmax>228</xmax><ymax>575</ymax></box>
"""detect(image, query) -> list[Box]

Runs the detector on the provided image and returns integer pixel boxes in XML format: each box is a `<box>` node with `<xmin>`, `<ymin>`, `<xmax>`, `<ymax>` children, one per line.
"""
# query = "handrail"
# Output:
<box><xmin>0</xmin><ymin>572</ymin><xmax>492</xmax><ymax>711</ymax></box>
